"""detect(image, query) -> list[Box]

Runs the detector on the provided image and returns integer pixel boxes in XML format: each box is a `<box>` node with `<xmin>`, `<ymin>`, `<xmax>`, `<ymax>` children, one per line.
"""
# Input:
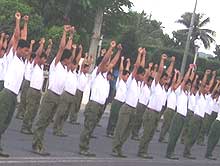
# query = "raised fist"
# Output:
<box><xmin>138</xmin><ymin>47</ymin><xmax>143</xmax><ymax>54</ymax></box>
<box><xmin>78</xmin><ymin>44</ymin><xmax>83</xmax><ymax>50</ymax></box>
<box><xmin>110</xmin><ymin>41</ymin><xmax>116</xmax><ymax>48</ymax></box>
<box><xmin>148</xmin><ymin>62</ymin><xmax>153</xmax><ymax>68</ymax></box>
<box><xmin>70</xmin><ymin>26</ymin><xmax>75</xmax><ymax>34</ymax></box>
<box><xmin>1</xmin><ymin>33</ymin><xmax>5</xmax><ymax>38</ymax></box>
<box><xmin>72</xmin><ymin>44</ymin><xmax>77</xmax><ymax>49</ymax></box>
<box><xmin>121</xmin><ymin>56</ymin><xmax>124</xmax><ymax>60</ymax></box>
<box><xmin>212</xmin><ymin>70</ymin><xmax>217</xmax><ymax>76</ymax></box>
<box><xmin>195</xmin><ymin>75</ymin><xmax>199</xmax><ymax>79</ymax></box>
<box><xmin>205</xmin><ymin>69</ymin><xmax>211</xmax><ymax>75</ymax></box>
<box><xmin>189</xmin><ymin>64</ymin><xmax>194</xmax><ymax>69</ymax></box>
<box><xmin>64</xmin><ymin>25</ymin><xmax>71</xmax><ymax>32</ymax></box>
<box><xmin>23</xmin><ymin>15</ymin><xmax>29</xmax><ymax>22</ymax></box>
<box><xmin>31</xmin><ymin>40</ymin><xmax>35</xmax><ymax>45</ymax></box>
<box><xmin>15</xmin><ymin>12</ymin><xmax>21</xmax><ymax>20</ymax></box>
<box><xmin>39</xmin><ymin>38</ymin><xmax>45</xmax><ymax>44</ymax></box>
<box><xmin>117</xmin><ymin>44</ymin><xmax>123</xmax><ymax>50</ymax></box>
<box><xmin>48</xmin><ymin>39</ymin><xmax>53</xmax><ymax>45</ymax></box>
<box><xmin>142</xmin><ymin>48</ymin><xmax>146</xmax><ymax>55</ymax></box>
<box><xmin>171</xmin><ymin>56</ymin><xmax>176</xmax><ymax>62</ymax></box>
<box><xmin>4</xmin><ymin>34</ymin><xmax>9</xmax><ymax>39</ymax></box>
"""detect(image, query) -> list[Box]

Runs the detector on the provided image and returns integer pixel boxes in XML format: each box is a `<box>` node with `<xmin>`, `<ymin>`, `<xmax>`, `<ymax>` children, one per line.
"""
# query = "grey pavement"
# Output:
<box><xmin>1</xmin><ymin>105</ymin><xmax>220</xmax><ymax>166</ymax></box>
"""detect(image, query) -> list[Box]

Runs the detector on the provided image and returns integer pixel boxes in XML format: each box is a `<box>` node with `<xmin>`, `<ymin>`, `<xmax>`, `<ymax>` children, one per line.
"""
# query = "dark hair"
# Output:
<box><xmin>107</xmin><ymin>71</ymin><xmax>113</xmax><ymax>77</ymax></box>
<box><xmin>122</xmin><ymin>70</ymin><xmax>130</xmax><ymax>76</ymax></box>
<box><xmin>186</xmin><ymin>79</ymin><xmax>192</xmax><ymax>85</ymax></box>
<box><xmin>83</xmin><ymin>64</ymin><xmax>90</xmax><ymax>68</ymax></box>
<box><xmin>17</xmin><ymin>39</ymin><xmax>29</xmax><ymax>48</ymax></box>
<box><xmin>137</xmin><ymin>66</ymin><xmax>145</xmax><ymax>75</ymax></box>
<box><xmin>31</xmin><ymin>52</ymin><xmax>37</xmax><ymax>59</ymax></box>
<box><xmin>148</xmin><ymin>76</ymin><xmax>154</xmax><ymax>82</ymax></box>
<box><xmin>96</xmin><ymin>56</ymin><xmax>104</xmax><ymax>66</ymax></box>
<box><xmin>40</xmin><ymin>52</ymin><xmax>47</xmax><ymax>59</ymax></box>
<box><xmin>60</xmin><ymin>49</ymin><xmax>72</xmax><ymax>62</ymax></box>
<box><xmin>160</xmin><ymin>71</ymin><xmax>168</xmax><ymax>79</ymax></box>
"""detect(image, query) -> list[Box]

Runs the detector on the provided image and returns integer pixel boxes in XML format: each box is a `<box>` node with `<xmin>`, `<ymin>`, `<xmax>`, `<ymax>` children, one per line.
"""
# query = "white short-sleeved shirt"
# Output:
<box><xmin>0</xmin><ymin>55</ymin><xmax>7</xmax><ymax>81</ymax></box>
<box><xmin>188</xmin><ymin>93</ymin><xmax>196</xmax><ymax>112</ymax></box>
<box><xmin>114</xmin><ymin>77</ymin><xmax>127</xmax><ymax>103</ymax></box>
<box><xmin>48</xmin><ymin>59</ymin><xmax>68</xmax><ymax>95</ymax></box>
<box><xmin>205</xmin><ymin>94</ymin><xmax>213</xmax><ymax>115</ymax></box>
<box><xmin>90</xmin><ymin>72</ymin><xmax>110</xmax><ymax>105</ymax></box>
<box><xmin>90</xmin><ymin>66</ymin><xmax>98</xmax><ymax>88</ymax></box>
<box><xmin>139</xmin><ymin>82</ymin><xmax>151</xmax><ymax>106</ymax></box>
<box><xmin>194</xmin><ymin>94</ymin><xmax>206</xmax><ymax>118</ymax></box>
<box><xmin>175</xmin><ymin>86</ymin><xmax>188</xmax><ymax>116</ymax></box>
<box><xmin>211</xmin><ymin>98</ymin><xmax>219</xmax><ymax>113</ymax></box>
<box><xmin>125</xmin><ymin>75</ymin><xmax>141</xmax><ymax>108</ymax></box>
<box><xmin>30</xmin><ymin>64</ymin><xmax>44</xmax><ymax>90</ymax></box>
<box><xmin>4</xmin><ymin>54</ymin><xmax>25</xmax><ymax>95</ymax></box>
<box><xmin>77</xmin><ymin>72</ymin><xmax>88</xmax><ymax>92</ymax></box>
<box><xmin>24</xmin><ymin>60</ymin><xmax>34</xmax><ymax>81</ymax></box>
<box><xmin>167</xmin><ymin>88</ymin><xmax>177</xmax><ymax>110</ymax></box>
<box><xmin>5</xmin><ymin>48</ymin><xmax>14</xmax><ymax>69</ymax></box>
<box><xmin>216</xmin><ymin>105</ymin><xmax>220</xmax><ymax>121</ymax></box>
<box><xmin>64</xmin><ymin>70</ymin><xmax>78</xmax><ymax>95</ymax></box>
<box><xmin>148</xmin><ymin>79</ymin><xmax>164</xmax><ymax>112</ymax></box>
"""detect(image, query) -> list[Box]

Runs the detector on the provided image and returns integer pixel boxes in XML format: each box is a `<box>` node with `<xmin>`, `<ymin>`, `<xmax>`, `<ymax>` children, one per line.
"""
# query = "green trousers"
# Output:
<box><xmin>166</xmin><ymin>112</ymin><xmax>185</xmax><ymax>156</ymax></box>
<box><xmin>32</xmin><ymin>90</ymin><xmax>60</xmax><ymax>150</ymax></box>
<box><xmin>16</xmin><ymin>79</ymin><xmax>30</xmax><ymax>118</ymax></box>
<box><xmin>0</xmin><ymin>89</ymin><xmax>17</xmax><ymax>145</ymax></box>
<box><xmin>69</xmin><ymin>89</ymin><xmax>83</xmax><ymax>123</ymax></box>
<box><xmin>197</xmin><ymin>112</ymin><xmax>218</xmax><ymax>145</ymax></box>
<box><xmin>131</xmin><ymin>102</ymin><xmax>146</xmax><ymax>138</ymax></box>
<box><xmin>0</xmin><ymin>80</ymin><xmax>4</xmax><ymax>91</ymax></box>
<box><xmin>181</xmin><ymin>109</ymin><xmax>194</xmax><ymax>143</ymax></box>
<box><xmin>205</xmin><ymin>120</ymin><xmax>220</xmax><ymax>156</ymax></box>
<box><xmin>138</xmin><ymin>108</ymin><xmax>160</xmax><ymax>154</ymax></box>
<box><xmin>106</xmin><ymin>99</ymin><xmax>123</xmax><ymax>135</ymax></box>
<box><xmin>53</xmin><ymin>91</ymin><xmax>77</xmax><ymax>134</ymax></box>
<box><xmin>159</xmin><ymin>107</ymin><xmax>175</xmax><ymax>141</ymax></box>
<box><xmin>112</xmin><ymin>103</ymin><xmax>136</xmax><ymax>152</ymax></box>
<box><xmin>22</xmin><ymin>88</ymin><xmax>41</xmax><ymax>131</ymax></box>
<box><xmin>183</xmin><ymin>114</ymin><xmax>202</xmax><ymax>155</ymax></box>
<box><xmin>79</xmin><ymin>100</ymin><xmax>103</xmax><ymax>151</ymax></box>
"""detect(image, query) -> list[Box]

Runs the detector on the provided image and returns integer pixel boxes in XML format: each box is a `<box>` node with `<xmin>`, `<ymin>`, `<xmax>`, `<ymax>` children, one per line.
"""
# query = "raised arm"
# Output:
<box><xmin>155</xmin><ymin>54</ymin><xmax>167</xmax><ymax>84</ymax></box>
<box><xmin>125</xmin><ymin>58</ymin><xmax>131</xmax><ymax>71</ymax></box>
<box><xmin>166</xmin><ymin>56</ymin><xmax>175</xmax><ymax>78</ymax></box>
<box><xmin>0</xmin><ymin>33</ymin><xmax>5</xmax><ymax>50</ymax></box>
<box><xmin>208</xmin><ymin>71</ymin><xmax>216</xmax><ymax>93</ymax></box>
<box><xmin>26</xmin><ymin>39</ymin><xmax>35</xmax><ymax>61</ymax></box>
<box><xmin>107</xmin><ymin>44</ymin><xmax>122</xmax><ymax>71</ymax></box>
<box><xmin>151</xmin><ymin>64</ymin><xmax>158</xmax><ymax>78</ymax></box>
<box><xmin>36</xmin><ymin>38</ymin><xmax>45</xmax><ymax>58</ymax></box>
<box><xmin>171</xmin><ymin>69</ymin><xmax>178</xmax><ymax>90</ymax></box>
<box><xmin>3</xmin><ymin>35</ymin><xmax>9</xmax><ymax>50</ymax></box>
<box><xmin>144</xmin><ymin>62</ymin><xmax>153</xmax><ymax>84</ymax></box>
<box><xmin>132</xmin><ymin>48</ymin><xmax>143</xmax><ymax>78</ymax></box>
<box><xmin>55</xmin><ymin>25</ymin><xmax>70</xmax><ymax>65</ymax></box>
<box><xmin>21</xmin><ymin>15</ymin><xmax>29</xmax><ymax>40</ymax></box>
<box><xmin>211</xmin><ymin>80</ymin><xmax>220</xmax><ymax>96</ymax></box>
<box><xmin>180</xmin><ymin>64</ymin><xmax>193</xmax><ymax>89</ymax></box>
<box><xmin>12</xmin><ymin>12</ymin><xmax>21</xmax><ymax>52</ymax></box>
<box><xmin>75</xmin><ymin>45</ymin><xmax>83</xmax><ymax>65</ymax></box>
<box><xmin>65</xmin><ymin>26</ymin><xmax>75</xmax><ymax>49</ymax></box>
<box><xmin>119</xmin><ymin>56</ymin><xmax>124</xmax><ymax>73</ymax></box>
<box><xmin>201</xmin><ymin>69</ymin><xmax>211</xmax><ymax>88</ymax></box>
<box><xmin>45</xmin><ymin>39</ymin><xmax>53</xmax><ymax>57</ymax></box>
<box><xmin>140</xmin><ymin>48</ymin><xmax>146</xmax><ymax>68</ymax></box>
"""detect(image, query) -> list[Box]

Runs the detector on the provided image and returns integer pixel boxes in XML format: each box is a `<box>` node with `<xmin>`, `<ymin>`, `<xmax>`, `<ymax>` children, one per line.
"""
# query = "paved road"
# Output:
<box><xmin>1</xmin><ymin>105</ymin><xmax>220</xmax><ymax>166</ymax></box>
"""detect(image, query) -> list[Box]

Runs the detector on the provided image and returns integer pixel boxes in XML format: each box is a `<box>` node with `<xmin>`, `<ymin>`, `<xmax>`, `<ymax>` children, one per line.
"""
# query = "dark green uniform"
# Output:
<box><xmin>16</xmin><ymin>79</ymin><xmax>30</xmax><ymax>119</ymax></box>
<box><xmin>0</xmin><ymin>81</ymin><xmax>4</xmax><ymax>91</ymax></box>
<box><xmin>181</xmin><ymin>109</ymin><xmax>194</xmax><ymax>143</ymax></box>
<box><xmin>106</xmin><ymin>99</ymin><xmax>123</xmax><ymax>136</ymax></box>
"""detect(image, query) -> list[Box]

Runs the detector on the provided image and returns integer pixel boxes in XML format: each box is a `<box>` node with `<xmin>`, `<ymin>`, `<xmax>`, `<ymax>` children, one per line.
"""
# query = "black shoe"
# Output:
<box><xmin>32</xmin><ymin>148</ymin><xmax>50</xmax><ymax>156</ymax></box>
<box><xmin>137</xmin><ymin>153</ymin><xmax>153</xmax><ymax>159</ymax></box>
<box><xmin>197</xmin><ymin>142</ymin><xmax>205</xmax><ymax>146</ymax></box>
<box><xmin>0</xmin><ymin>150</ymin><xmax>10</xmax><ymax>158</ymax></box>
<box><xmin>90</xmin><ymin>135</ymin><xmax>97</xmax><ymax>139</ymax></box>
<box><xmin>79</xmin><ymin>150</ymin><xmax>96</xmax><ymax>157</ymax></box>
<box><xmin>166</xmin><ymin>154</ymin><xmax>179</xmax><ymax>160</ymax></box>
<box><xmin>53</xmin><ymin>132</ymin><xmax>68</xmax><ymax>137</ymax></box>
<box><xmin>205</xmin><ymin>155</ymin><xmax>217</xmax><ymax>160</ymax></box>
<box><xmin>20</xmin><ymin>128</ymin><xmax>33</xmax><ymax>135</ymax></box>
<box><xmin>16</xmin><ymin>114</ymin><xmax>24</xmax><ymax>120</ymax></box>
<box><xmin>183</xmin><ymin>154</ymin><xmax>196</xmax><ymax>160</ymax></box>
<box><xmin>131</xmin><ymin>136</ymin><xmax>140</xmax><ymax>141</ymax></box>
<box><xmin>158</xmin><ymin>139</ymin><xmax>168</xmax><ymax>143</ymax></box>
<box><xmin>106</xmin><ymin>134</ymin><xmax>114</xmax><ymax>138</ymax></box>
<box><xmin>111</xmin><ymin>149</ymin><xmax>127</xmax><ymax>158</ymax></box>
<box><xmin>96</xmin><ymin>124</ymin><xmax>102</xmax><ymax>127</ymax></box>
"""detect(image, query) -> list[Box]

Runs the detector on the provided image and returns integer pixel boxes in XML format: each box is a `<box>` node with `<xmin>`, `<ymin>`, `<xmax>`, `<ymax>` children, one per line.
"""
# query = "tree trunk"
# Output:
<box><xmin>88</xmin><ymin>7</ymin><xmax>104</xmax><ymax>70</ymax></box>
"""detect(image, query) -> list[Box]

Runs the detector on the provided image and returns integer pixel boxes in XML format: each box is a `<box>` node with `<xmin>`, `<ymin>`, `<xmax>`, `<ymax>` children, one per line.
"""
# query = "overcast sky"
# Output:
<box><xmin>130</xmin><ymin>0</ymin><xmax>219</xmax><ymax>54</ymax></box>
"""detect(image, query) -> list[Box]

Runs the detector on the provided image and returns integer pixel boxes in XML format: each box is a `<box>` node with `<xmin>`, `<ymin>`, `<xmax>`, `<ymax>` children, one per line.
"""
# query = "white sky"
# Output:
<box><xmin>130</xmin><ymin>0</ymin><xmax>220</xmax><ymax>54</ymax></box>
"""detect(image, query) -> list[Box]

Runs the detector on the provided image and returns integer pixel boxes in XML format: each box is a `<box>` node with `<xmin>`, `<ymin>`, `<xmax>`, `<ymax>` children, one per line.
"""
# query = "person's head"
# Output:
<box><xmin>121</xmin><ymin>70</ymin><xmax>130</xmax><ymax>82</ymax></box>
<box><xmin>147</xmin><ymin>76</ymin><xmax>154</xmax><ymax>87</ymax></box>
<box><xmin>160</xmin><ymin>72</ymin><xmax>169</xmax><ymax>85</ymax></box>
<box><xmin>16</xmin><ymin>39</ymin><xmax>30</xmax><ymax>58</ymax></box>
<box><xmin>204</xmin><ymin>84</ymin><xmax>210</xmax><ymax>94</ymax></box>
<box><xmin>135</xmin><ymin>66</ymin><xmax>145</xmax><ymax>82</ymax></box>
<box><xmin>30</xmin><ymin>52</ymin><xmax>37</xmax><ymax>63</ymax></box>
<box><xmin>38</xmin><ymin>52</ymin><xmax>47</xmax><ymax>65</ymax></box>
<box><xmin>107</xmin><ymin>71</ymin><xmax>114</xmax><ymax>81</ymax></box>
<box><xmin>0</xmin><ymin>47</ymin><xmax>6</xmax><ymax>58</ymax></box>
<box><xmin>82</xmin><ymin>63</ymin><xmax>90</xmax><ymax>74</ymax></box>
<box><xmin>184</xmin><ymin>79</ymin><xmax>192</xmax><ymax>92</ymax></box>
<box><xmin>60</xmin><ymin>49</ymin><xmax>72</xmax><ymax>66</ymax></box>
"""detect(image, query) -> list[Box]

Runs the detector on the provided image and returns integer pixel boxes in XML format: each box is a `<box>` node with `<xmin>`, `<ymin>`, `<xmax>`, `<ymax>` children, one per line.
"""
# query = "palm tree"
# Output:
<box><xmin>214</xmin><ymin>45</ymin><xmax>220</xmax><ymax>60</ymax></box>
<box><xmin>175</xmin><ymin>12</ymin><xmax>216</xmax><ymax>50</ymax></box>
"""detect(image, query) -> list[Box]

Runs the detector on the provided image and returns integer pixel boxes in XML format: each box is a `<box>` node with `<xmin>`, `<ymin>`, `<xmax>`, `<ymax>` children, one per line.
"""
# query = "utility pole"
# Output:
<box><xmin>180</xmin><ymin>0</ymin><xmax>198</xmax><ymax>75</ymax></box>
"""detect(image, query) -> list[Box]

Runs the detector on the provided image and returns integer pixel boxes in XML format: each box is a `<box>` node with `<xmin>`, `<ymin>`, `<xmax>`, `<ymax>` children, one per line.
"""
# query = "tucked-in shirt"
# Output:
<box><xmin>175</xmin><ymin>86</ymin><xmax>188</xmax><ymax>116</ymax></box>
<box><xmin>64</xmin><ymin>70</ymin><xmax>78</xmax><ymax>95</ymax></box>
<box><xmin>0</xmin><ymin>55</ymin><xmax>7</xmax><ymax>81</ymax></box>
<box><xmin>148</xmin><ymin>79</ymin><xmax>164</xmax><ymax>112</ymax></box>
<box><xmin>211</xmin><ymin>98</ymin><xmax>219</xmax><ymax>113</ymax></box>
<box><xmin>77</xmin><ymin>72</ymin><xmax>88</xmax><ymax>92</ymax></box>
<box><xmin>114</xmin><ymin>77</ymin><xmax>127</xmax><ymax>103</ymax></box>
<box><xmin>48</xmin><ymin>59</ymin><xmax>67</xmax><ymax>95</ymax></box>
<box><xmin>90</xmin><ymin>72</ymin><xmax>110</xmax><ymax>105</ymax></box>
<box><xmin>166</xmin><ymin>88</ymin><xmax>177</xmax><ymax>110</ymax></box>
<box><xmin>205</xmin><ymin>94</ymin><xmax>213</xmax><ymax>115</ymax></box>
<box><xmin>194</xmin><ymin>94</ymin><xmax>206</xmax><ymax>118</ymax></box>
<box><xmin>4</xmin><ymin>54</ymin><xmax>25</xmax><ymax>95</ymax></box>
<box><xmin>125</xmin><ymin>75</ymin><xmax>141</xmax><ymax>108</ymax></box>
<box><xmin>30</xmin><ymin>64</ymin><xmax>44</xmax><ymax>90</ymax></box>
<box><xmin>24</xmin><ymin>60</ymin><xmax>34</xmax><ymax>81</ymax></box>
<box><xmin>188</xmin><ymin>93</ymin><xmax>196</xmax><ymax>112</ymax></box>
<box><xmin>138</xmin><ymin>82</ymin><xmax>151</xmax><ymax>106</ymax></box>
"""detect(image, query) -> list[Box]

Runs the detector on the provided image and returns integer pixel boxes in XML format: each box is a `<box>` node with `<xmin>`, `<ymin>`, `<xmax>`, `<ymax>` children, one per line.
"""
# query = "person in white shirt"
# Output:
<box><xmin>137</xmin><ymin>54</ymin><xmax>171</xmax><ymax>159</ymax></box>
<box><xmin>79</xmin><ymin>41</ymin><xmax>121</xmax><ymax>157</ymax></box>
<box><xmin>131</xmin><ymin>62</ymin><xmax>153</xmax><ymax>141</ymax></box>
<box><xmin>205</xmin><ymin>89</ymin><xmax>220</xmax><ymax>160</ymax></box>
<box><xmin>197</xmin><ymin>71</ymin><xmax>216</xmax><ymax>146</ymax></box>
<box><xmin>32</xmin><ymin>25</ymin><xmax>73</xmax><ymax>156</ymax></box>
<box><xmin>21</xmin><ymin>38</ymin><xmax>52</xmax><ymax>135</ymax></box>
<box><xmin>181</xmin><ymin>72</ymin><xmax>199</xmax><ymax>144</ymax></box>
<box><xmin>0</xmin><ymin>12</ymin><xmax>30</xmax><ymax>157</ymax></box>
<box><xmin>166</xmin><ymin>64</ymin><xmax>193</xmax><ymax>160</ymax></box>
<box><xmin>106</xmin><ymin>57</ymin><xmax>130</xmax><ymax>137</ymax></box>
<box><xmin>68</xmin><ymin>52</ymin><xmax>93</xmax><ymax>125</ymax></box>
<box><xmin>112</xmin><ymin>48</ymin><xmax>146</xmax><ymax>158</ymax></box>
<box><xmin>159</xmin><ymin>69</ymin><xmax>179</xmax><ymax>143</ymax></box>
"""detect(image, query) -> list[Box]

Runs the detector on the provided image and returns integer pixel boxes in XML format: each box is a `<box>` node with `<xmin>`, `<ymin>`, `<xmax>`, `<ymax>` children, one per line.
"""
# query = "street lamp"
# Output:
<box><xmin>193</xmin><ymin>38</ymin><xmax>200</xmax><ymax>64</ymax></box>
